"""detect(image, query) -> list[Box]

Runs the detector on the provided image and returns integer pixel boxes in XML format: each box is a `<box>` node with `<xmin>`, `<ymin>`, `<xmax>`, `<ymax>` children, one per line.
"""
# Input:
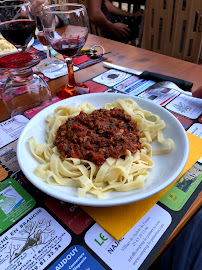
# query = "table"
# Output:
<box><xmin>0</xmin><ymin>33</ymin><xmax>202</xmax><ymax>269</ymax></box>
<box><xmin>1</xmin><ymin>34</ymin><xmax>202</xmax><ymax>121</ymax></box>
<box><xmin>48</xmin><ymin>34</ymin><xmax>202</xmax><ymax>98</ymax></box>
<box><xmin>81</xmin><ymin>35</ymin><xmax>202</xmax><ymax>263</ymax></box>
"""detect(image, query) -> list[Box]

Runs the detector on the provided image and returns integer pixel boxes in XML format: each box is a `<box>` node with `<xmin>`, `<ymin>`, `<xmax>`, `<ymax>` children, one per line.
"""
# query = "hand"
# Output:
<box><xmin>28</xmin><ymin>0</ymin><xmax>49</xmax><ymax>17</ymax></box>
<box><xmin>132</xmin><ymin>9</ymin><xmax>144</xmax><ymax>17</ymax></box>
<box><xmin>111</xmin><ymin>23</ymin><xmax>130</xmax><ymax>39</ymax></box>
<box><xmin>192</xmin><ymin>86</ymin><xmax>202</xmax><ymax>98</ymax></box>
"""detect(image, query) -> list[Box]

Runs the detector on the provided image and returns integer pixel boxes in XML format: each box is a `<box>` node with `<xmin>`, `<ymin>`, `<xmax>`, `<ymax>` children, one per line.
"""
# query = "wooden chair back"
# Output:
<box><xmin>110</xmin><ymin>0</ymin><xmax>145</xmax><ymax>13</ymax></box>
<box><xmin>141</xmin><ymin>0</ymin><xmax>202</xmax><ymax>63</ymax></box>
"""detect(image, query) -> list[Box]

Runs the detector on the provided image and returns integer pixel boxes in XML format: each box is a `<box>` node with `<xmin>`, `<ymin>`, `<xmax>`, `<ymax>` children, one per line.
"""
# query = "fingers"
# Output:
<box><xmin>192</xmin><ymin>86</ymin><xmax>202</xmax><ymax>99</ymax></box>
<box><xmin>32</xmin><ymin>0</ymin><xmax>46</xmax><ymax>7</ymax></box>
<box><xmin>29</xmin><ymin>0</ymin><xmax>46</xmax><ymax>15</ymax></box>
<box><xmin>121</xmin><ymin>29</ymin><xmax>130</xmax><ymax>37</ymax></box>
<box><xmin>133</xmin><ymin>9</ymin><xmax>144</xmax><ymax>17</ymax></box>
<box><xmin>114</xmin><ymin>23</ymin><xmax>130</xmax><ymax>38</ymax></box>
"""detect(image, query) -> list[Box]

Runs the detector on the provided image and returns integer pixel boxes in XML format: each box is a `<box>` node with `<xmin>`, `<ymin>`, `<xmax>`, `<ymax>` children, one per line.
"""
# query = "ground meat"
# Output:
<box><xmin>54</xmin><ymin>108</ymin><xmax>142</xmax><ymax>166</ymax></box>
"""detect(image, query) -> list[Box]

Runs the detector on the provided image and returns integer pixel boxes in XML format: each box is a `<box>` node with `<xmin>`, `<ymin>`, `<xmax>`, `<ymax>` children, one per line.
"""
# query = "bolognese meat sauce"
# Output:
<box><xmin>54</xmin><ymin>108</ymin><xmax>142</xmax><ymax>166</ymax></box>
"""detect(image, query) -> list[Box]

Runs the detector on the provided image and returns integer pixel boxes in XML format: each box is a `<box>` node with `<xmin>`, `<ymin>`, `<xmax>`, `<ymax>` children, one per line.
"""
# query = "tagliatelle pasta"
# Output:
<box><xmin>0</xmin><ymin>34</ymin><xmax>16</xmax><ymax>54</ymax></box>
<box><xmin>28</xmin><ymin>98</ymin><xmax>174</xmax><ymax>199</ymax></box>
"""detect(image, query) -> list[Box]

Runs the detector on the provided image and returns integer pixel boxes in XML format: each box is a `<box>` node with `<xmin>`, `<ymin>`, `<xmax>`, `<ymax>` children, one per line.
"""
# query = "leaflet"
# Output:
<box><xmin>85</xmin><ymin>205</ymin><xmax>171</xmax><ymax>270</ymax></box>
<box><xmin>0</xmin><ymin>207</ymin><xmax>71</xmax><ymax>270</ymax></box>
<box><xmin>0</xmin><ymin>116</ymin><xmax>29</xmax><ymax>148</ymax></box>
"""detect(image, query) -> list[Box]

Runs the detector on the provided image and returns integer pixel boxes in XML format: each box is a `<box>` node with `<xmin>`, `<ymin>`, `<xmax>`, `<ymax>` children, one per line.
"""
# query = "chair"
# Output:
<box><xmin>141</xmin><ymin>0</ymin><xmax>202</xmax><ymax>63</ymax></box>
<box><xmin>110</xmin><ymin>0</ymin><xmax>146</xmax><ymax>13</ymax></box>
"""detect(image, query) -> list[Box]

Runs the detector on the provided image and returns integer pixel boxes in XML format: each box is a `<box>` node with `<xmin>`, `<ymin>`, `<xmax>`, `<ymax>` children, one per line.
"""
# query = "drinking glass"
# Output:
<box><xmin>42</xmin><ymin>3</ymin><xmax>90</xmax><ymax>99</ymax></box>
<box><xmin>0</xmin><ymin>52</ymin><xmax>52</xmax><ymax>117</ymax></box>
<box><xmin>26</xmin><ymin>2</ymin><xmax>65</xmax><ymax>73</ymax></box>
<box><xmin>0</xmin><ymin>1</ymin><xmax>36</xmax><ymax>52</ymax></box>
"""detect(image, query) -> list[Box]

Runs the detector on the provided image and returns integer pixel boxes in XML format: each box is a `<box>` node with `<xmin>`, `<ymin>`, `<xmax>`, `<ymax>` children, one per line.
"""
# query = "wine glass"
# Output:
<box><xmin>0</xmin><ymin>1</ymin><xmax>36</xmax><ymax>52</ymax></box>
<box><xmin>42</xmin><ymin>3</ymin><xmax>90</xmax><ymax>99</ymax></box>
<box><xmin>0</xmin><ymin>52</ymin><xmax>52</xmax><ymax>118</ymax></box>
<box><xmin>26</xmin><ymin>2</ymin><xmax>65</xmax><ymax>73</ymax></box>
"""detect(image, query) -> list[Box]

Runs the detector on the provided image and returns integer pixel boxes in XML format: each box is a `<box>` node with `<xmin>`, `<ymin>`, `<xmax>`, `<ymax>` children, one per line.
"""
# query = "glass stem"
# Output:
<box><xmin>46</xmin><ymin>47</ymin><xmax>52</xmax><ymax>64</ymax></box>
<box><xmin>66</xmin><ymin>58</ymin><xmax>76</xmax><ymax>87</ymax></box>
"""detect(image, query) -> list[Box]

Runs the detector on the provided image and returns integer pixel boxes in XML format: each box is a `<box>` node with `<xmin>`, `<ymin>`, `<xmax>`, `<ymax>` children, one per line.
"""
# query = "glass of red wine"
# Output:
<box><xmin>0</xmin><ymin>1</ymin><xmax>36</xmax><ymax>52</ymax></box>
<box><xmin>42</xmin><ymin>3</ymin><xmax>90</xmax><ymax>99</ymax></box>
<box><xmin>0</xmin><ymin>1</ymin><xmax>52</xmax><ymax>118</ymax></box>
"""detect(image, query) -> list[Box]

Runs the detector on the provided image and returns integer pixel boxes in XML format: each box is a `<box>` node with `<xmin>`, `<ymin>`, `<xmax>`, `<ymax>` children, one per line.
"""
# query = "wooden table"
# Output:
<box><xmin>1</xmin><ymin>33</ymin><xmax>202</xmax><ymax>263</ymax></box>
<box><xmin>1</xmin><ymin>33</ymin><xmax>202</xmax><ymax>121</ymax></box>
<box><xmin>73</xmin><ymin>34</ymin><xmax>202</xmax><ymax>263</ymax></box>
<box><xmin>49</xmin><ymin>33</ymin><xmax>202</xmax><ymax>94</ymax></box>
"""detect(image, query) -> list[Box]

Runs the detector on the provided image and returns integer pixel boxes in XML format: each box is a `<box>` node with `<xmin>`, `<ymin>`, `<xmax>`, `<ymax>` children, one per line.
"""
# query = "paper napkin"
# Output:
<box><xmin>81</xmin><ymin>132</ymin><xmax>202</xmax><ymax>240</ymax></box>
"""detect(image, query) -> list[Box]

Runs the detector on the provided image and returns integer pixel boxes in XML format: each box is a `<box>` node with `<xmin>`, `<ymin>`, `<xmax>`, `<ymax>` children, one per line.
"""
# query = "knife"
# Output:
<box><xmin>103</xmin><ymin>62</ymin><xmax>193</xmax><ymax>91</ymax></box>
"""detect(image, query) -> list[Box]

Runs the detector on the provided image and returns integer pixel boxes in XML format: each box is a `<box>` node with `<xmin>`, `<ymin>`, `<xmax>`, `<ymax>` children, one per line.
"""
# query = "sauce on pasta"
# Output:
<box><xmin>54</xmin><ymin>108</ymin><xmax>142</xmax><ymax>166</ymax></box>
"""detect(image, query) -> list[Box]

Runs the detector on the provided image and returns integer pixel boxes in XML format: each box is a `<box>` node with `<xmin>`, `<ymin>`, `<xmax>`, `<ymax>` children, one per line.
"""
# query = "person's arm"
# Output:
<box><xmin>105</xmin><ymin>0</ymin><xmax>143</xmax><ymax>17</ymax></box>
<box><xmin>87</xmin><ymin>0</ymin><xmax>114</xmax><ymax>30</ymax></box>
<box><xmin>87</xmin><ymin>0</ymin><xmax>130</xmax><ymax>39</ymax></box>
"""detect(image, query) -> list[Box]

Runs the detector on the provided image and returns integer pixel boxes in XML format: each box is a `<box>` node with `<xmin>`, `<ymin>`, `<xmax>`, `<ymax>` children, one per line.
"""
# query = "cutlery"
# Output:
<box><xmin>103</xmin><ymin>62</ymin><xmax>193</xmax><ymax>91</ymax></box>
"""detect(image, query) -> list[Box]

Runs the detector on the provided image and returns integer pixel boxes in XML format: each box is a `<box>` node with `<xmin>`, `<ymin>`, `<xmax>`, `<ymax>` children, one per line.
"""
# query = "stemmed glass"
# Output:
<box><xmin>0</xmin><ymin>1</ymin><xmax>52</xmax><ymax>118</ymax></box>
<box><xmin>0</xmin><ymin>1</ymin><xmax>36</xmax><ymax>52</ymax></box>
<box><xmin>26</xmin><ymin>2</ymin><xmax>65</xmax><ymax>73</ymax></box>
<box><xmin>0</xmin><ymin>52</ymin><xmax>52</xmax><ymax>117</ymax></box>
<box><xmin>42</xmin><ymin>3</ymin><xmax>90</xmax><ymax>99</ymax></box>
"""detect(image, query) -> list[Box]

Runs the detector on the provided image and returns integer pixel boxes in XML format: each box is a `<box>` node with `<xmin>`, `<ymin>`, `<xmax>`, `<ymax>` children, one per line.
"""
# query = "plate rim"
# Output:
<box><xmin>0</xmin><ymin>49</ymin><xmax>18</xmax><ymax>57</ymax></box>
<box><xmin>17</xmin><ymin>93</ymin><xmax>189</xmax><ymax>207</ymax></box>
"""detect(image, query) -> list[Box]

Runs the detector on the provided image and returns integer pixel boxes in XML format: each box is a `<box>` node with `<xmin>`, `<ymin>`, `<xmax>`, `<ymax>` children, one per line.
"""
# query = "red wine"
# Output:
<box><xmin>0</xmin><ymin>19</ymin><xmax>36</xmax><ymax>48</ymax></box>
<box><xmin>51</xmin><ymin>38</ymin><xmax>84</xmax><ymax>57</ymax></box>
<box><xmin>37</xmin><ymin>31</ymin><xmax>48</xmax><ymax>47</ymax></box>
<box><xmin>0</xmin><ymin>53</ymin><xmax>40</xmax><ymax>69</ymax></box>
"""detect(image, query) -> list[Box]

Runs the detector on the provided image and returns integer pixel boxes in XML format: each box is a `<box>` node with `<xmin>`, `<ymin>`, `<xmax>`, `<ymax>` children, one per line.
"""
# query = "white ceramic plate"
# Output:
<box><xmin>0</xmin><ymin>49</ymin><xmax>18</xmax><ymax>57</ymax></box>
<box><xmin>17</xmin><ymin>93</ymin><xmax>189</xmax><ymax>207</ymax></box>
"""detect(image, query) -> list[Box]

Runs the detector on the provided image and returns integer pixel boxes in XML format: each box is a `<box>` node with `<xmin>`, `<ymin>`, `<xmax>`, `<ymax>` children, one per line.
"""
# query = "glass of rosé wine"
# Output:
<box><xmin>42</xmin><ymin>3</ymin><xmax>90</xmax><ymax>99</ymax></box>
<box><xmin>26</xmin><ymin>2</ymin><xmax>65</xmax><ymax>73</ymax></box>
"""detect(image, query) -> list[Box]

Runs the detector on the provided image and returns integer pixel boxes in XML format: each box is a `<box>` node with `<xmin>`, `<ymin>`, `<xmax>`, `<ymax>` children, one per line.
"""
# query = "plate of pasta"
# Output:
<box><xmin>17</xmin><ymin>93</ymin><xmax>189</xmax><ymax>206</ymax></box>
<box><xmin>0</xmin><ymin>34</ymin><xmax>17</xmax><ymax>56</ymax></box>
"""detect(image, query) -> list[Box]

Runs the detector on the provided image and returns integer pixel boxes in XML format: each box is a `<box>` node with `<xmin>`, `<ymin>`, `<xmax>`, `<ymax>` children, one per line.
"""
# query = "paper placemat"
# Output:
<box><xmin>81</xmin><ymin>132</ymin><xmax>202</xmax><ymax>240</ymax></box>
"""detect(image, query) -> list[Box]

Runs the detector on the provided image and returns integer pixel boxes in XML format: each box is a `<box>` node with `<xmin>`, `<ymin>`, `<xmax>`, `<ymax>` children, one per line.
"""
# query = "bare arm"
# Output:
<box><xmin>87</xmin><ymin>0</ymin><xmax>130</xmax><ymax>39</ymax></box>
<box><xmin>87</xmin><ymin>0</ymin><xmax>114</xmax><ymax>30</ymax></box>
